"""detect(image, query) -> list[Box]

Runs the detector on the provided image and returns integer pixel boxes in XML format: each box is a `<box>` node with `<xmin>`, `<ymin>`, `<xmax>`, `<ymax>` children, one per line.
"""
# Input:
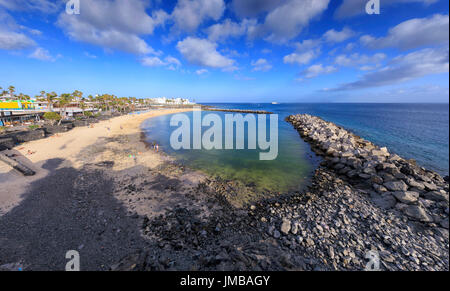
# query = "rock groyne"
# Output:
<box><xmin>286</xmin><ymin>114</ymin><xmax>449</xmax><ymax>228</ymax></box>
<box><xmin>203</xmin><ymin>108</ymin><xmax>273</xmax><ymax>114</ymax></box>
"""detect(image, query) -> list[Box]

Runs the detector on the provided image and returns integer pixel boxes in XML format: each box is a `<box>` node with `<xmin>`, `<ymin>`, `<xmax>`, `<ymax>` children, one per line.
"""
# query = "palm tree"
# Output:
<box><xmin>79</xmin><ymin>100</ymin><xmax>87</xmax><ymax>115</ymax></box>
<box><xmin>58</xmin><ymin>93</ymin><xmax>73</xmax><ymax>124</ymax></box>
<box><xmin>39</xmin><ymin>91</ymin><xmax>46</xmax><ymax>101</ymax></box>
<box><xmin>72</xmin><ymin>90</ymin><xmax>83</xmax><ymax>101</ymax></box>
<box><xmin>46</xmin><ymin>92</ymin><xmax>57</xmax><ymax>112</ymax></box>
<box><xmin>8</xmin><ymin>86</ymin><xmax>15</xmax><ymax>99</ymax></box>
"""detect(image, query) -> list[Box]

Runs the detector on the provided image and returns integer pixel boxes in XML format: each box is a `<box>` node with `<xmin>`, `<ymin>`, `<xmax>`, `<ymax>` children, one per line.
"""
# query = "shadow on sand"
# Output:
<box><xmin>0</xmin><ymin>158</ymin><xmax>151</xmax><ymax>271</ymax></box>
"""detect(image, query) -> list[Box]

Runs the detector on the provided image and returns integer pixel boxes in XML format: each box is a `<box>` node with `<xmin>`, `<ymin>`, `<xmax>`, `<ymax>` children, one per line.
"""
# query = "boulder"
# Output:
<box><xmin>422</xmin><ymin>182</ymin><xmax>438</xmax><ymax>191</ymax></box>
<box><xmin>370</xmin><ymin>175</ymin><xmax>383</xmax><ymax>185</ymax></box>
<box><xmin>402</xmin><ymin>205</ymin><xmax>434</xmax><ymax>223</ymax></box>
<box><xmin>405</xmin><ymin>178</ymin><xmax>425</xmax><ymax>191</ymax></box>
<box><xmin>371</xmin><ymin>149</ymin><xmax>390</xmax><ymax>157</ymax></box>
<box><xmin>280</xmin><ymin>219</ymin><xmax>291</xmax><ymax>235</ymax></box>
<box><xmin>393</xmin><ymin>191</ymin><xmax>419</xmax><ymax>204</ymax></box>
<box><xmin>371</xmin><ymin>193</ymin><xmax>396</xmax><ymax>210</ymax></box>
<box><xmin>384</xmin><ymin>180</ymin><xmax>408</xmax><ymax>192</ymax></box>
<box><xmin>333</xmin><ymin>163</ymin><xmax>346</xmax><ymax>170</ymax></box>
<box><xmin>423</xmin><ymin>191</ymin><xmax>449</xmax><ymax>202</ymax></box>
<box><xmin>440</xmin><ymin>218</ymin><xmax>449</xmax><ymax>229</ymax></box>
<box><xmin>373</xmin><ymin>183</ymin><xmax>388</xmax><ymax>193</ymax></box>
<box><xmin>341</xmin><ymin>151</ymin><xmax>354</xmax><ymax>158</ymax></box>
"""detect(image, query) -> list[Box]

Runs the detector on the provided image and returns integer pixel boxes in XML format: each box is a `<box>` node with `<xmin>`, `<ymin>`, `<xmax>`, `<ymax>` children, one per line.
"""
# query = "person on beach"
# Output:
<box><xmin>156</xmin><ymin>144</ymin><xmax>159</xmax><ymax>152</ymax></box>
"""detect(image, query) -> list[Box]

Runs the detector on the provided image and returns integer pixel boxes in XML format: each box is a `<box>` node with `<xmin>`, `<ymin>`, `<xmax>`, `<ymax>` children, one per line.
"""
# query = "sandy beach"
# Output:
<box><xmin>0</xmin><ymin>107</ymin><xmax>225</xmax><ymax>270</ymax></box>
<box><xmin>0</xmin><ymin>108</ymin><xmax>194</xmax><ymax>215</ymax></box>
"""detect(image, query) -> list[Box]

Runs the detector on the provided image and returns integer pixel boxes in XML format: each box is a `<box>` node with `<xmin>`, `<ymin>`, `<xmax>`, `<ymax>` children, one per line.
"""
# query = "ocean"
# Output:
<box><xmin>142</xmin><ymin>103</ymin><xmax>449</xmax><ymax>193</ymax></box>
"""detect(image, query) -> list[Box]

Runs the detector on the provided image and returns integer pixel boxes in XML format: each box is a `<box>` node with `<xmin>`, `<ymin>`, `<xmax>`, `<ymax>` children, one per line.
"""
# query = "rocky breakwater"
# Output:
<box><xmin>286</xmin><ymin>114</ymin><xmax>449</xmax><ymax>229</ymax></box>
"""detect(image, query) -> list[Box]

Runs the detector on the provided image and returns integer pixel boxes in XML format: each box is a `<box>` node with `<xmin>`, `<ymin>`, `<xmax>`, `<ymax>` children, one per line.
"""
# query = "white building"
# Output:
<box><xmin>149</xmin><ymin>97</ymin><xmax>194</xmax><ymax>105</ymax></box>
<box><xmin>0</xmin><ymin>93</ymin><xmax>14</xmax><ymax>101</ymax></box>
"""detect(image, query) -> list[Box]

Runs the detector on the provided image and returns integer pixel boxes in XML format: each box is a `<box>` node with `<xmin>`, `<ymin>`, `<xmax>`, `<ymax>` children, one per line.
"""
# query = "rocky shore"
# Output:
<box><xmin>1</xmin><ymin>111</ymin><xmax>448</xmax><ymax>271</ymax></box>
<box><xmin>110</xmin><ymin>113</ymin><xmax>448</xmax><ymax>271</ymax></box>
<box><xmin>286</xmin><ymin>114</ymin><xmax>449</xmax><ymax>228</ymax></box>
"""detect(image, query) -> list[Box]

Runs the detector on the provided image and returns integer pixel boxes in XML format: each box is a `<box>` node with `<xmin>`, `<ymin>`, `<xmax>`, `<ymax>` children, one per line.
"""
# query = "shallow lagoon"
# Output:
<box><xmin>142</xmin><ymin>110</ymin><xmax>318</xmax><ymax>193</ymax></box>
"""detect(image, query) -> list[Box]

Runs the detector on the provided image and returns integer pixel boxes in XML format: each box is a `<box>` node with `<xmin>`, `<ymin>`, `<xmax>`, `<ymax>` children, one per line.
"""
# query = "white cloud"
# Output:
<box><xmin>0</xmin><ymin>30</ymin><xmax>36</xmax><ymax>50</ymax></box>
<box><xmin>84</xmin><ymin>52</ymin><xmax>97</xmax><ymax>59</ymax></box>
<box><xmin>171</xmin><ymin>0</ymin><xmax>225</xmax><ymax>33</ymax></box>
<box><xmin>283</xmin><ymin>39</ymin><xmax>321</xmax><ymax>65</ymax></box>
<box><xmin>301</xmin><ymin>64</ymin><xmax>337</xmax><ymax>78</ymax></box>
<box><xmin>332</xmin><ymin>47</ymin><xmax>449</xmax><ymax>90</ymax></box>
<box><xmin>206</xmin><ymin>18</ymin><xmax>256</xmax><ymax>42</ymax></box>
<box><xmin>284</xmin><ymin>51</ymin><xmax>318</xmax><ymax>65</ymax></box>
<box><xmin>335</xmin><ymin>0</ymin><xmax>438</xmax><ymax>19</ymax></box>
<box><xmin>28</xmin><ymin>47</ymin><xmax>56</xmax><ymax>61</ymax></box>
<box><xmin>262</xmin><ymin>0</ymin><xmax>330</xmax><ymax>42</ymax></box>
<box><xmin>196</xmin><ymin>69</ymin><xmax>208</xmax><ymax>75</ymax></box>
<box><xmin>251</xmin><ymin>58</ymin><xmax>272</xmax><ymax>72</ymax></box>
<box><xmin>231</xmin><ymin>0</ymin><xmax>283</xmax><ymax>18</ymax></box>
<box><xmin>323</xmin><ymin>27</ymin><xmax>355</xmax><ymax>43</ymax></box>
<box><xmin>221</xmin><ymin>48</ymin><xmax>243</xmax><ymax>58</ymax></box>
<box><xmin>165</xmin><ymin>56</ymin><xmax>182</xmax><ymax>67</ymax></box>
<box><xmin>141</xmin><ymin>55</ymin><xmax>182</xmax><ymax>69</ymax></box>
<box><xmin>334</xmin><ymin>53</ymin><xmax>386</xmax><ymax>67</ymax></box>
<box><xmin>297</xmin><ymin>39</ymin><xmax>322</xmax><ymax>51</ymax></box>
<box><xmin>360</xmin><ymin>14</ymin><xmax>449</xmax><ymax>50</ymax></box>
<box><xmin>0</xmin><ymin>0</ymin><xmax>60</xmax><ymax>13</ymax></box>
<box><xmin>141</xmin><ymin>56</ymin><xmax>166</xmax><ymax>67</ymax></box>
<box><xmin>57</xmin><ymin>0</ymin><xmax>167</xmax><ymax>55</ymax></box>
<box><xmin>176</xmin><ymin>37</ymin><xmax>234</xmax><ymax>69</ymax></box>
<box><xmin>344</xmin><ymin>42</ymin><xmax>356</xmax><ymax>52</ymax></box>
<box><xmin>240</xmin><ymin>0</ymin><xmax>329</xmax><ymax>43</ymax></box>
<box><xmin>283</xmin><ymin>27</ymin><xmax>355</xmax><ymax>67</ymax></box>
<box><xmin>28</xmin><ymin>28</ymin><xmax>42</xmax><ymax>36</ymax></box>
<box><xmin>0</xmin><ymin>11</ymin><xmax>36</xmax><ymax>50</ymax></box>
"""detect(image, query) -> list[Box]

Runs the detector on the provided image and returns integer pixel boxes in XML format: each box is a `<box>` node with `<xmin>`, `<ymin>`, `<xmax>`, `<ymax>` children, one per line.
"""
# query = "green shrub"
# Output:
<box><xmin>94</xmin><ymin>112</ymin><xmax>101</xmax><ymax>117</ymax></box>
<box><xmin>0</xmin><ymin>126</ymin><xmax>5</xmax><ymax>132</ymax></box>
<box><xmin>83</xmin><ymin>111</ymin><xmax>93</xmax><ymax>117</ymax></box>
<box><xmin>43</xmin><ymin>112</ymin><xmax>62</xmax><ymax>124</ymax></box>
<box><xmin>28</xmin><ymin>125</ymin><xmax>40</xmax><ymax>130</ymax></box>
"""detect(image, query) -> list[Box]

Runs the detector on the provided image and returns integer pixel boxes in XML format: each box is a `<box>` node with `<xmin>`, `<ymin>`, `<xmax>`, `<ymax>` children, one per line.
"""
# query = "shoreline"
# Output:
<box><xmin>0</xmin><ymin>109</ymin><xmax>448</xmax><ymax>271</ymax></box>
<box><xmin>0</xmin><ymin>108</ymin><xmax>193</xmax><ymax>215</ymax></box>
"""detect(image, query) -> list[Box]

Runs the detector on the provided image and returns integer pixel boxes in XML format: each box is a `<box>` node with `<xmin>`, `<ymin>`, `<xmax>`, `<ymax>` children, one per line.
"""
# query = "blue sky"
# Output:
<box><xmin>0</xmin><ymin>0</ymin><xmax>448</xmax><ymax>103</ymax></box>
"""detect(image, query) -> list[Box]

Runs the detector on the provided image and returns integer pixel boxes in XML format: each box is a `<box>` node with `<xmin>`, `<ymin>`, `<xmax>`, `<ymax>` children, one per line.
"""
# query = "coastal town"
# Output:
<box><xmin>0</xmin><ymin>85</ymin><xmax>194</xmax><ymax>128</ymax></box>
<box><xmin>0</xmin><ymin>94</ymin><xmax>448</xmax><ymax>271</ymax></box>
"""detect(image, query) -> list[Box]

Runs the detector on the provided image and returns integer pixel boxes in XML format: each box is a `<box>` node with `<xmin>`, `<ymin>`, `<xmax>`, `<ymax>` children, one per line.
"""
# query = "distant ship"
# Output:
<box><xmin>271</xmin><ymin>102</ymin><xmax>279</xmax><ymax>105</ymax></box>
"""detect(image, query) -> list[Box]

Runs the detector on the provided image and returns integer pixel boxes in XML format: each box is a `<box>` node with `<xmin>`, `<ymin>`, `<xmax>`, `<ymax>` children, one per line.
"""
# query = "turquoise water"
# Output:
<box><xmin>142</xmin><ymin>103</ymin><xmax>449</xmax><ymax>194</ymax></box>
<box><xmin>142</xmin><ymin>110</ymin><xmax>319</xmax><ymax>193</ymax></box>
<box><xmin>207</xmin><ymin>103</ymin><xmax>449</xmax><ymax>176</ymax></box>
